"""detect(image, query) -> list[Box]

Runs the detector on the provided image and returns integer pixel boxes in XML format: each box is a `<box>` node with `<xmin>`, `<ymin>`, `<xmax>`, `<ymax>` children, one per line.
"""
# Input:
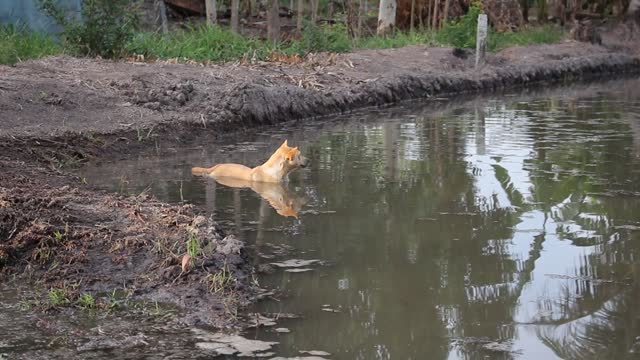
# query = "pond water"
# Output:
<box><xmin>79</xmin><ymin>78</ymin><xmax>640</xmax><ymax>359</ymax></box>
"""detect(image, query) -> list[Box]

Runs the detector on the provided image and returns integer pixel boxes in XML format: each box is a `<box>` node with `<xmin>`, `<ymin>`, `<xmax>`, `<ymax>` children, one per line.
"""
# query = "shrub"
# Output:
<box><xmin>436</xmin><ymin>3</ymin><xmax>482</xmax><ymax>48</ymax></box>
<box><xmin>39</xmin><ymin>0</ymin><xmax>140</xmax><ymax>58</ymax></box>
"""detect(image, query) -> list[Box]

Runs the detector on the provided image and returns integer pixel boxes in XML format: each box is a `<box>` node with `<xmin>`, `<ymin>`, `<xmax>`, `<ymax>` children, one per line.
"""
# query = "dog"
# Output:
<box><xmin>191</xmin><ymin>140</ymin><xmax>309</xmax><ymax>183</ymax></box>
<box><xmin>211</xmin><ymin>176</ymin><xmax>306</xmax><ymax>218</ymax></box>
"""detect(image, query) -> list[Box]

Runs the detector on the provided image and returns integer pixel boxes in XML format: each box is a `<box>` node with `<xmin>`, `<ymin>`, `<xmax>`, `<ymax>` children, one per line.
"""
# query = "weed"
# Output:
<box><xmin>204</xmin><ymin>265</ymin><xmax>236</xmax><ymax>294</ymax></box>
<box><xmin>48</xmin><ymin>287</ymin><xmax>70</xmax><ymax>306</ymax></box>
<box><xmin>17</xmin><ymin>299</ymin><xmax>40</xmax><ymax>311</ymax></box>
<box><xmin>77</xmin><ymin>293</ymin><xmax>96</xmax><ymax>309</ymax></box>
<box><xmin>186</xmin><ymin>233</ymin><xmax>200</xmax><ymax>258</ymax></box>
<box><xmin>0</xmin><ymin>25</ymin><xmax>61</xmax><ymax>65</ymax></box>
<box><xmin>33</xmin><ymin>247</ymin><xmax>54</xmax><ymax>263</ymax></box>
<box><xmin>52</xmin><ymin>230</ymin><xmax>64</xmax><ymax>242</ymax></box>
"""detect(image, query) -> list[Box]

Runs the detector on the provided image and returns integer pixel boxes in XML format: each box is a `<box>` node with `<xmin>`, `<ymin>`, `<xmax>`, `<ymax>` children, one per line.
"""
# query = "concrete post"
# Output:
<box><xmin>475</xmin><ymin>14</ymin><xmax>488</xmax><ymax>68</ymax></box>
<box><xmin>205</xmin><ymin>0</ymin><xmax>217</xmax><ymax>25</ymax></box>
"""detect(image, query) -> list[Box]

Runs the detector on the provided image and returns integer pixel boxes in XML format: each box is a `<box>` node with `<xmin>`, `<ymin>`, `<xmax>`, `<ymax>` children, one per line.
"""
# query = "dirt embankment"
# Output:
<box><xmin>1</xmin><ymin>21</ymin><xmax>639</xmax><ymax>329</ymax></box>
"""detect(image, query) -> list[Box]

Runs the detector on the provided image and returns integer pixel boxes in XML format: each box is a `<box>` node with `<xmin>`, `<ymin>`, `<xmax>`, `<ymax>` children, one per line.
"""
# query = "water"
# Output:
<box><xmin>77</xmin><ymin>79</ymin><xmax>640</xmax><ymax>359</ymax></box>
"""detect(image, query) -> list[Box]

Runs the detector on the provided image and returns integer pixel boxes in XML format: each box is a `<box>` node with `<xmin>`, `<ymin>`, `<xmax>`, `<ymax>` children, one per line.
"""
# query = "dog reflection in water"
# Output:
<box><xmin>191</xmin><ymin>140</ymin><xmax>308</xmax><ymax>218</ymax></box>
<box><xmin>211</xmin><ymin>177</ymin><xmax>305</xmax><ymax>218</ymax></box>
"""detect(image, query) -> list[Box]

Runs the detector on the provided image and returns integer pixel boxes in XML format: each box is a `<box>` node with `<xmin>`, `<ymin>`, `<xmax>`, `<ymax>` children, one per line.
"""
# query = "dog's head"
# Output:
<box><xmin>278</xmin><ymin>140</ymin><xmax>309</xmax><ymax>170</ymax></box>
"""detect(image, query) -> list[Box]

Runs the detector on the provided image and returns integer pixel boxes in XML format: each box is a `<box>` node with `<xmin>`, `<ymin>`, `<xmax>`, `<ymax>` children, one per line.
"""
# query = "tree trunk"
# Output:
<box><xmin>377</xmin><ymin>0</ymin><xmax>397</xmax><ymax>35</ymax></box>
<box><xmin>441</xmin><ymin>0</ymin><xmax>449</xmax><ymax>28</ymax></box>
<box><xmin>231</xmin><ymin>0</ymin><xmax>240</xmax><ymax>32</ymax></box>
<box><xmin>629</xmin><ymin>0</ymin><xmax>640</xmax><ymax>15</ymax></box>
<box><xmin>267</xmin><ymin>0</ymin><xmax>280</xmax><ymax>42</ymax></box>
<box><xmin>311</xmin><ymin>0</ymin><xmax>319</xmax><ymax>23</ymax></box>
<box><xmin>431</xmin><ymin>0</ymin><xmax>439</xmax><ymax>29</ymax></box>
<box><xmin>327</xmin><ymin>0</ymin><xmax>335</xmax><ymax>18</ymax></box>
<box><xmin>426</xmin><ymin>0</ymin><xmax>431</xmax><ymax>29</ymax></box>
<box><xmin>410</xmin><ymin>0</ymin><xmax>415</xmax><ymax>31</ymax></box>
<box><xmin>346</xmin><ymin>0</ymin><xmax>358</xmax><ymax>38</ymax></box>
<box><xmin>537</xmin><ymin>0</ymin><xmax>547</xmax><ymax>22</ymax></box>
<box><xmin>297</xmin><ymin>0</ymin><xmax>304</xmax><ymax>31</ymax></box>
<box><xmin>205</xmin><ymin>0</ymin><xmax>217</xmax><ymax>25</ymax></box>
<box><xmin>358</xmin><ymin>0</ymin><xmax>365</xmax><ymax>36</ymax></box>
<box><xmin>520</xmin><ymin>0</ymin><xmax>529</xmax><ymax>22</ymax></box>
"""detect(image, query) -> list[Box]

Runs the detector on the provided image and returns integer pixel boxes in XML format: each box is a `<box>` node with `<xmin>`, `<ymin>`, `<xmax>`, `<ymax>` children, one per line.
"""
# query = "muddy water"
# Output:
<box><xmin>77</xmin><ymin>79</ymin><xmax>640</xmax><ymax>359</ymax></box>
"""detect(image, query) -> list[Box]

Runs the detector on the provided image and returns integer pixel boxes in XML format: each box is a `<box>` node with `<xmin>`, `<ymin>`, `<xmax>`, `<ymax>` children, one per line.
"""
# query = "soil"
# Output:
<box><xmin>1</xmin><ymin>18</ymin><xmax>640</xmax><ymax>330</ymax></box>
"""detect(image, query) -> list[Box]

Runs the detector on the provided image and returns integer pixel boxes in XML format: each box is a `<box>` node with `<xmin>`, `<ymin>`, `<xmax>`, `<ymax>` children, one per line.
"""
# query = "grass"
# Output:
<box><xmin>204</xmin><ymin>265</ymin><xmax>236</xmax><ymax>294</ymax></box>
<box><xmin>2</xmin><ymin>19</ymin><xmax>564</xmax><ymax>65</ymax></box>
<box><xmin>126</xmin><ymin>24</ymin><xmax>271</xmax><ymax>63</ymax></box>
<box><xmin>489</xmin><ymin>25</ymin><xmax>565</xmax><ymax>51</ymax></box>
<box><xmin>48</xmin><ymin>287</ymin><xmax>71</xmax><ymax>306</ymax></box>
<box><xmin>77</xmin><ymin>293</ymin><xmax>96</xmax><ymax>309</ymax></box>
<box><xmin>356</xmin><ymin>30</ymin><xmax>438</xmax><ymax>49</ymax></box>
<box><xmin>0</xmin><ymin>25</ymin><xmax>61</xmax><ymax>65</ymax></box>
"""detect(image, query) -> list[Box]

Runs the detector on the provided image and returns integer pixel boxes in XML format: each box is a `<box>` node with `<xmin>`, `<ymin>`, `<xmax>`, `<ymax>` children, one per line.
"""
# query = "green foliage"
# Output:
<box><xmin>0</xmin><ymin>25</ymin><xmax>61</xmax><ymax>65</ymax></box>
<box><xmin>39</xmin><ymin>0</ymin><xmax>140</xmax><ymax>58</ymax></box>
<box><xmin>436</xmin><ymin>3</ymin><xmax>482</xmax><ymax>48</ymax></box>
<box><xmin>489</xmin><ymin>25</ymin><xmax>564</xmax><ymax>51</ymax></box>
<box><xmin>126</xmin><ymin>25</ymin><xmax>270</xmax><ymax>62</ymax></box>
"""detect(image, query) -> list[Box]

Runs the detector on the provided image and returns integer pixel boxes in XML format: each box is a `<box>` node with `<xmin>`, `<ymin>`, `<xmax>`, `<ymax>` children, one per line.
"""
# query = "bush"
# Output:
<box><xmin>39</xmin><ymin>0</ymin><xmax>140</xmax><ymax>58</ymax></box>
<box><xmin>436</xmin><ymin>4</ymin><xmax>482</xmax><ymax>48</ymax></box>
<box><xmin>0</xmin><ymin>25</ymin><xmax>61</xmax><ymax>65</ymax></box>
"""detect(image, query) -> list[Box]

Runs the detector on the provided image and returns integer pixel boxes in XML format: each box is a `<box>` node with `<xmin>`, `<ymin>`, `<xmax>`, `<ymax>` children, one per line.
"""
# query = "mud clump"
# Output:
<box><xmin>124</xmin><ymin>80</ymin><xmax>195</xmax><ymax>110</ymax></box>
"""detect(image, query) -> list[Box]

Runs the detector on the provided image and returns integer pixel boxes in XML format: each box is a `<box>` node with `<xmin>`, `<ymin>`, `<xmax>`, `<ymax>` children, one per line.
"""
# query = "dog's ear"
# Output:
<box><xmin>280</xmin><ymin>140</ymin><xmax>289</xmax><ymax>148</ymax></box>
<box><xmin>284</xmin><ymin>147</ymin><xmax>299</xmax><ymax>161</ymax></box>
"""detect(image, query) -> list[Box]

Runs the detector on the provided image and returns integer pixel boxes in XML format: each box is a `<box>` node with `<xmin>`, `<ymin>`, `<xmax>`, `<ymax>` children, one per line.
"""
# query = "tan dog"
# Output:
<box><xmin>191</xmin><ymin>140</ymin><xmax>309</xmax><ymax>183</ymax></box>
<box><xmin>211</xmin><ymin>176</ymin><xmax>306</xmax><ymax>218</ymax></box>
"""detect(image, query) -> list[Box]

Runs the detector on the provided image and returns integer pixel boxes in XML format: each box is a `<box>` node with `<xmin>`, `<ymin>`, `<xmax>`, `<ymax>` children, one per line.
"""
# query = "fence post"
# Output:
<box><xmin>475</xmin><ymin>14</ymin><xmax>488</xmax><ymax>68</ymax></box>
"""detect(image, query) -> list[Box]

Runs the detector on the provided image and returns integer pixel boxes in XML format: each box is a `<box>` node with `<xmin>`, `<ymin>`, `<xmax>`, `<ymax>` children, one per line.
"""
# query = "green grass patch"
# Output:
<box><xmin>489</xmin><ymin>25</ymin><xmax>565</xmax><ymax>51</ymax></box>
<box><xmin>0</xmin><ymin>25</ymin><xmax>61</xmax><ymax>65</ymax></box>
<box><xmin>126</xmin><ymin>25</ymin><xmax>271</xmax><ymax>63</ymax></box>
<box><xmin>356</xmin><ymin>30</ymin><xmax>437</xmax><ymax>50</ymax></box>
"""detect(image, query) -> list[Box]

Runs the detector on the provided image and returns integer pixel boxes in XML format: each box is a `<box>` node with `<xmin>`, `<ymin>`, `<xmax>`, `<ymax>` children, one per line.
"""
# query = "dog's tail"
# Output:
<box><xmin>191</xmin><ymin>164</ymin><xmax>219</xmax><ymax>176</ymax></box>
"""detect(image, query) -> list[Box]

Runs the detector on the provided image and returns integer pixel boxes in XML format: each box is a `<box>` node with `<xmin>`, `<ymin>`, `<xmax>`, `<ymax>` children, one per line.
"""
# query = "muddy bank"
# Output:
<box><xmin>1</xmin><ymin>22</ymin><xmax>640</xmax><ymax>334</ymax></box>
<box><xmin>0</xmin><ymin>155</ymin><xmax>257</xmax><ymax>329</ymax></box>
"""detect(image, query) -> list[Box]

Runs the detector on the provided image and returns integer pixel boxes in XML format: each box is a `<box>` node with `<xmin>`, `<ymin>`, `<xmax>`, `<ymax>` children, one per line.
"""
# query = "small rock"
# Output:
<box><xmin>271</xmin><ymin>259</ymin><xmax>320</xmax><ymax>268</ymax></box>
<box><xmin>300</xmin><ymin>350</ymin><xmax>331</xmax><ymax>356</ymax></box>
<box><xmin>274</xmin><ymin>328</ymin><xmax>290</xmax><ymax>333</ymax></box>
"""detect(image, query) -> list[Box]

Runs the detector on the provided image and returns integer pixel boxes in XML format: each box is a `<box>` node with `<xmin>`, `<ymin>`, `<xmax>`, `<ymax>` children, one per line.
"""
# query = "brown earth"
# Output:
<box><xmin>1</xmin><ymin>20</ymin><xmax>640</xmax><ymax>330</ymax></box>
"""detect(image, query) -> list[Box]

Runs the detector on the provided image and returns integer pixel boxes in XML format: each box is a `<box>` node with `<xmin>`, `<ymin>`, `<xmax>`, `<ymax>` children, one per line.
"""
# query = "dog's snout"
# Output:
<box><xmin>300</xmin><ymin>157</ymin><xmax>310</xmax><ymax>168</ymax></box>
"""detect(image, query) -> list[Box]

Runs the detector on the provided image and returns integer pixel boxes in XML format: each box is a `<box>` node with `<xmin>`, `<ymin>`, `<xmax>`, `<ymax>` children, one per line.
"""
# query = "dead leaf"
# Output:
<box><xmin>181</xmin><ymin>254</ymin><xmax>192</xmax><ymax>272</ymax></box>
